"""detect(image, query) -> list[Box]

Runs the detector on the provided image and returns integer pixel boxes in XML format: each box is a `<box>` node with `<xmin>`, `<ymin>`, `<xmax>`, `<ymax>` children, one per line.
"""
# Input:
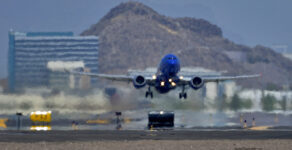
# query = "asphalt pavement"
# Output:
<box><xmin>0</xmin><ymin>130</ymin><xmax>292</xmax><ymax>142</ymax></box>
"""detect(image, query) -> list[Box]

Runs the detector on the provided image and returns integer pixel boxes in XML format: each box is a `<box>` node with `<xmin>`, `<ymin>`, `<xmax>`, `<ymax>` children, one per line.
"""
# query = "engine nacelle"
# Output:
<box><xmin>133</xmin><ymin>75</ymin><xmax>146</xmax><ymax>89</ymax></box>
<box><xmin>189</xmin><ymin>76</ymin><xmax>204</xmax><ymax>90</ymax></box>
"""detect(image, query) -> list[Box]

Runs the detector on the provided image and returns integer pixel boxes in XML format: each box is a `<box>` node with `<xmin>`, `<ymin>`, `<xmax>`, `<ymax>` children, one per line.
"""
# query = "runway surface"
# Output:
<box><xmin>0</xmin><ymin>130</ymin><xmax>292</xmax><ymax>142</ymax></box>
<box><xmin>2</xmin><ymin>110</ymin><xmax>292</xmax><ymax>131</ymax></box>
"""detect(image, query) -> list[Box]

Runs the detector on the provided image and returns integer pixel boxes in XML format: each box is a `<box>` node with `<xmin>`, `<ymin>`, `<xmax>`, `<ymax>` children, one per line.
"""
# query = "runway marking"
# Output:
<box><xmin>249</xmin><ymin>126</ymin><xmax>270</xmax><ymax>131</ymax></box>
<box><xmin>148</xmin><ymin>133</ymin><xmax>157</xmax><ymax>137</ymax></box>
<box><xmin>123</xmin><ymin>118</ymin><xmax>131</xmax><ymax>124</ymax></box>
<box><xmin>0</xmin><ymin>118</ymin><xmax>8</xmax><ymax>128</ymax></box>
<box><xmin>86</xmin><ymin>119</ymin><xmax>110</xmax><ymax>124</ymax></box>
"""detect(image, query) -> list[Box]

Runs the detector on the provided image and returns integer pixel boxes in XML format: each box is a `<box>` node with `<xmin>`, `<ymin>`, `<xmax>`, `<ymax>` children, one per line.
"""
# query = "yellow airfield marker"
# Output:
<box><xmin>72</xmin><ymin>124</ymin><xmax>78</xmax><ymax>130</ymax></box>
<box><xmin>252</xmin><ymin>117</ymin><xmax>256</xmax><ymax>127</ymax></box>
<box><xmin>86</xmin><ymin>119</ymin><xmax>110</xmax><ymax>124</ymax></box>
<box><xmin>150</xmin><ymin>125</ymin><xmax>154</xmax><ymax>131</ymax></box>
<box><xmin>249</xmin><ymin>126</ymin><xmax>270</xmax><ymax>131</ymax></box>
<box><xmin>123</xmin><ymin>118</ymin><xmax>131</xmax><ymax>124</ymax></box>
<box><xmin>239</xmin><ymin>114</ymin><xmax>243</xmax><ymax>123</ymax></box>
<box><xmin>0</xmin><ymin>118</ymin><xmax>8</xmax><ymax>128</ymax></box>
<box><xmin>243</xmin><ymin>120</ymin><xmax>247</xmax><ymax>128</ymax></box>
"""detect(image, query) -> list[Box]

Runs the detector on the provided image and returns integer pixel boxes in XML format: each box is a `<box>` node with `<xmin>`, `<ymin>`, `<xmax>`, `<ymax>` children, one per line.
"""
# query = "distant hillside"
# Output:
<box><xmin>82</xmin><ymin>2</ymin><xmax>292</xmax><ymax>89</ymax></box>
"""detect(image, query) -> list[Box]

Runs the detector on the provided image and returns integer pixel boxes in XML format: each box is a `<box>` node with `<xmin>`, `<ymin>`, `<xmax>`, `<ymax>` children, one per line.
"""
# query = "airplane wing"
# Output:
<box><xmin>179</xmin><ymin>74</ymin><xmax>261</xmax><ymax>84</ymax></box>
<box><xmin>202</xmin><ymin>74</ymin><xmax>261</xmax><ymax>82</ymax></box>
<box><xmin>69</xmin><ymin>71</ymin><xmax>153</xmax><ymax>82</ymax></box>
<box><xmin>70</xmin><ymin>71</ymin><xmax>132</xmax><ymax>82</ymax></box>
<box><xmin>69</xmin><ymin>70</ymin><xmax>260</xmax><ymax>86</ymax></box>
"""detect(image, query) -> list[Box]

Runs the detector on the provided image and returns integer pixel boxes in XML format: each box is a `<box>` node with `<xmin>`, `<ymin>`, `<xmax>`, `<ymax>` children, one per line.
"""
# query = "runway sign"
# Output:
<box><xmin>30</xmin><ymin>111</ymin><xmax>52</xmax><ymax>123</ymax></box>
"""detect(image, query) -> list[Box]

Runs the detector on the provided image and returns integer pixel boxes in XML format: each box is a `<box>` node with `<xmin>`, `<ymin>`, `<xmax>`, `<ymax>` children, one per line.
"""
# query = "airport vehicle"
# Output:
<box><xmin>148</xmin><ymin>111</ymin><xmax>174</xmax><ymax>129</ymax></box>
<box><xmin>71</xmin><ymin>54</ymin><xmax>260</xmax><ymax>99</ymax></box>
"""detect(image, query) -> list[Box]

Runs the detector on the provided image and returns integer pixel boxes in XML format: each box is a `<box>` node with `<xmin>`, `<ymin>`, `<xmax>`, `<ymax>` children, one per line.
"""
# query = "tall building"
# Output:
<box><xmin>47</xmin><ymin>61</ymin><xmax>86</xmax><ymax>90</ymax></box>
<box><xmin>8</xmin><ymin>31</ymin><xmax>98</xmax><ymax>92</ymax></box>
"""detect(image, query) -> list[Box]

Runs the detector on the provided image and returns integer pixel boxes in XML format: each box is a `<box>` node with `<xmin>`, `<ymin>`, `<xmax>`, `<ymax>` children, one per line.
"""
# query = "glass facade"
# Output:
<box><xmin>8</xmin><ymin>31</ymin><xmax>98</xmax><ymax>92</ymax></box>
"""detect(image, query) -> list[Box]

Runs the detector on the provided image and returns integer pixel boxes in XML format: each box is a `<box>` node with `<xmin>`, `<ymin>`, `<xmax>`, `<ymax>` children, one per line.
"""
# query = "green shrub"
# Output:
<box><xmin>261</xmin><ymin>94</ymin><xmax>276</xmax><ymax>111</ymax></box>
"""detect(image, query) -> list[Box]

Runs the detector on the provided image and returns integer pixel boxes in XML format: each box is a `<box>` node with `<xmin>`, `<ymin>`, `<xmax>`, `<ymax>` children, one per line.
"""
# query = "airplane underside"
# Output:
<box><xmin>155</xmin><ymin>85</ymin><xmax>174</xmax><ymax>94</ymax></box>
<box><xmin>145</xmin><ymin>84</ymin><xmax>187</xmax><ymax>99</ymax></box>
<box><xmin>144</xmin><ymin>74</ymin><xmax>188</xmax><ymax>99</ymax></box>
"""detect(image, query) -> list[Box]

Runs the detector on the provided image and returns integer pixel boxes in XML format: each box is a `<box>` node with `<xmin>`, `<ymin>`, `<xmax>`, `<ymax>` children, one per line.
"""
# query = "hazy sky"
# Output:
<box><xmin>0</xmin><ymin>0</ymin><xmax>291</xmax><ymax>78</ymax></box>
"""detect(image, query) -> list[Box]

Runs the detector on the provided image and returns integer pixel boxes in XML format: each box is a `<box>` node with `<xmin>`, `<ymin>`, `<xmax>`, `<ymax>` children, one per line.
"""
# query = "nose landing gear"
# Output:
<box><xmin>179</xmin><ymin>92</ymin><xmax>187</xmax><ymax>99</ymax></box>
<box><xmin>145</xmin><ymin>86</ymin><xmax>153</xmax><ymax>99</ymax></box>
<box><xmin>179</xmin><ymin>85</ymin><xmax>187</xmax><ymax>99</ymax></box>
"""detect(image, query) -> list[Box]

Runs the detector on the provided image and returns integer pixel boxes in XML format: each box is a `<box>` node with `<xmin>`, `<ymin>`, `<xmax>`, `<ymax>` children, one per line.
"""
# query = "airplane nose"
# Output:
<box><xmin>169</xmin><ymin>60</ymin><xmax>176</xmax><ymax>65</ymax></box>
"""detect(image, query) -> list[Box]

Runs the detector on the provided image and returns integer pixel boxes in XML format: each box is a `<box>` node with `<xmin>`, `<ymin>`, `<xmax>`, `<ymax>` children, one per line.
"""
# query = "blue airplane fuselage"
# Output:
<box><xmin>155</xmin><ymin>54</ymin><xmax>180</xmax><ymax>93</ymax></box>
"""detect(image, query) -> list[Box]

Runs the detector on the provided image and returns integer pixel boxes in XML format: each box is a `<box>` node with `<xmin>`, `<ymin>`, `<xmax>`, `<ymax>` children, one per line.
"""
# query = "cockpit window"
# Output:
<box><xmin>168</xmin><ymin>57</ymin><xmax>176</xmax><ymax>60</ymax></box>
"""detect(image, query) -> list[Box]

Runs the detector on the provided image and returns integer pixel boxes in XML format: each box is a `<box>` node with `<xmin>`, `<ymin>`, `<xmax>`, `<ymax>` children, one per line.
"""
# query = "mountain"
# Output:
<box><xmin>81</xmin><ymin>2</ymin><xmax>292</xmax><ymax>89</ymax></box>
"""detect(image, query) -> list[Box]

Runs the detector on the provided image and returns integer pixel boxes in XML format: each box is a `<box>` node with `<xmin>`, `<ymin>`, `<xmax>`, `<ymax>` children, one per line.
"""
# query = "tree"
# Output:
<box><xmin>280</xmin><ymin>96</ymin><xmax>287</xmax><ymax>111</ymax></box>
<box><xmin>261</xmin><ymin>94</ymin><xmax>277</xmax><ymax>111</ymax></box>
<box><xmin>230</xmin><ymin>94</ymin><xmax>253</xmax><ymax>111</ymax></box>
<box><xmin>230</xmin><ymin>94</ymin><xmax>241</xmax><ymax>111</ymax></box>
<box><xmin>266</xmin><ymin>83</ymin><xmax>281</xmax><ymax>91</ymax></box>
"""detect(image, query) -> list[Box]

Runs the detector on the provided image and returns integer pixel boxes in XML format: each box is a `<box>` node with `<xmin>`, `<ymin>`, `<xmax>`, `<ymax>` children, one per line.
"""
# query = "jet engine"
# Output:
<box><xmin>133</xmin><ymin>75</ymin><xmax>147</xmax><ymax>89</ymax></box>
<box><xmin>189</xmin><ymin>76</ymin><xmax>204</xmax><ymax>90</ymax></box>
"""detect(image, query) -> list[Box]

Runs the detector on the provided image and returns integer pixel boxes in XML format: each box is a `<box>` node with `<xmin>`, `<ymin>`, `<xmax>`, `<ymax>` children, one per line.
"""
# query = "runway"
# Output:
<box><xmin>0</xmin><ymin>130</ymin><xmax>292</xmax><ymax>142</ymax></box>
<box><xmin>1</xmin><ymin>110</ymin><xmax>292</xmax><ymax>150</ymax></box>
<box><xmin>1</xmin><ymin>109</ymin><xmax>292</xmax><ymax>149</ymax></box>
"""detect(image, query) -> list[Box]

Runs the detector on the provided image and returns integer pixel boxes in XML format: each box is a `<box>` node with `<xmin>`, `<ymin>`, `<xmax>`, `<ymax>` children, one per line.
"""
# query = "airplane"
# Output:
<box><xmin>70</xmin><ymin>54</ymin><xmax>260</xmax><ymax>99</ymax></box>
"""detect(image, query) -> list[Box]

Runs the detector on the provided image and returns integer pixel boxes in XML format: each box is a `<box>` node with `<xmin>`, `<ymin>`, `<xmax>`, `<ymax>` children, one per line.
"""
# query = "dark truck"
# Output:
<box><xmin>148</xmin><ymin>111</ymin><xmax>174</xmax><ymax>129</ymax></box>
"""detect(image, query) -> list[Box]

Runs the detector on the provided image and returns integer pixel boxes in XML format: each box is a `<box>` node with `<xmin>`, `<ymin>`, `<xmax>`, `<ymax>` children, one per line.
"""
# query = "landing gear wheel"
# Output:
<box><xmin>179</xmin><ymin>85</ymin><xmax>187</xmax><ymax>99</ymax></box>
<box><xmin>179</xmin><ymin>92</ymin><xmax>187</xmax><ymax>99</ymax></box>
<box><xmin>146</xmin><ymin>86</ymin><xmax>153</xmax><ymax>99</ymax></box>
<box><xmin>183</xmin><ymin>93</ymin><xmax>187</xmax><ymax>99</ymax></box>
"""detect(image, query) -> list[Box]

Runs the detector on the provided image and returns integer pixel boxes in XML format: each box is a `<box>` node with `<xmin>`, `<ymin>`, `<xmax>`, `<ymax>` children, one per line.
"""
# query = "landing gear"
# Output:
<box><xmin>145</xmin><ymin>92</ymin><xmax>153</xmax><ymax>99</ymax></box>
<box><xmin>179</xmin><ymin>85</ymin><xmax>187</xmax><ymax>99</ymax></box>
<box><xmin>179</xmin><ymin>92</ymin><xmax>187</xmax><ymax>99</ymax></box>
<box><xmin>145</xmin><ymin>86</ymin><xmax>153</xmax><ymax>99</ymax></box>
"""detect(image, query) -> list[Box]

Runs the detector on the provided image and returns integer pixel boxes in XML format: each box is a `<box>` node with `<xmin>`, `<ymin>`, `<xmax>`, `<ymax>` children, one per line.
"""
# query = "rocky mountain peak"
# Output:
<box><xmin>104</xmin><ymin>1</ymin><xmax>158</xmax><ymax>19</ymax></box>
<box><xmin>81</xmin><ymin>1</ymin><xmax>292</xmax><ymax>89</ymax></box>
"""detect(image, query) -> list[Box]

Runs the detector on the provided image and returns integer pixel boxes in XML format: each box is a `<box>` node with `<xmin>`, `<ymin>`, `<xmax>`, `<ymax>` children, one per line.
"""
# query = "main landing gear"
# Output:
<box><xmin>179</xmin><ymin>86</ymin><xmax>187</xmax><ymax>99</ymax></box>
<box><xmin>145</xmin><ymin>86</ymin><xmax>153</xmax><ymax>99</ymax></box>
